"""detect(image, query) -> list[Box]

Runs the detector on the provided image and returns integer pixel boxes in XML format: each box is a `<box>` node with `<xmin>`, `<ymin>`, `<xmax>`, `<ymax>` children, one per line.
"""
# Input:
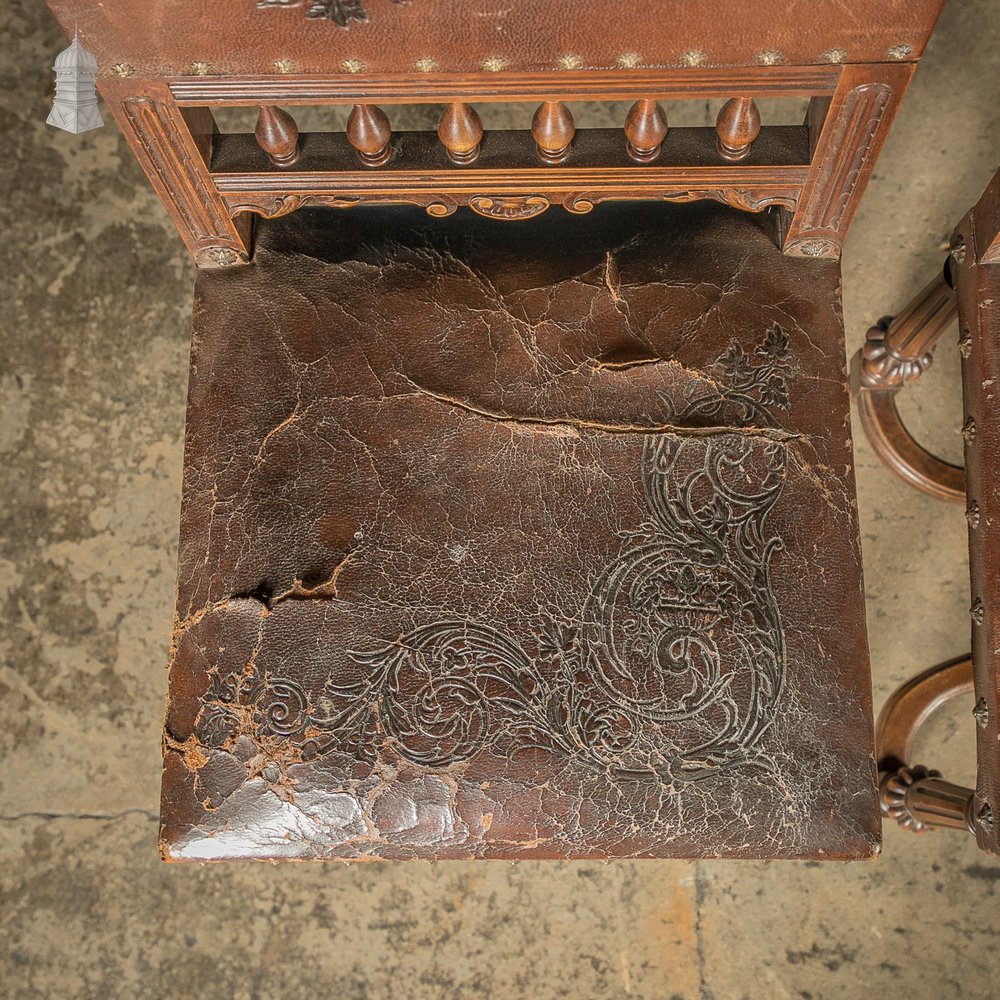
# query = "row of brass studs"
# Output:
<box><xmin>153</xmin><ymin>44</ymin><xmax>917</xmax><ymax>77</ymax></box>
<box><xmin>954</xmin><ymin>238</ymin><xmax>995</xmax><ymax>838</ymax></box>
<box><xmin>252</xmin><ymin>98</ymin><xmax>764</xmax><ymax>169</ymax></box>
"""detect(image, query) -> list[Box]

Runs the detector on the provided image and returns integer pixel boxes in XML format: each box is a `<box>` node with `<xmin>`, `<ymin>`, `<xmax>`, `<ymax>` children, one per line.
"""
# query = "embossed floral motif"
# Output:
<box><xmin>663</xmin><ymin>324</ymin><xmax>794</xmax><ymax>426</ymax></box>
<box><xmin>195</xmin><ymin>331</ymin><xmax>794</xmax><ymax>785</ymax></box>
<box><xmin>198</xmin><ymin>445</ymin><xmax>788</xmax><ymax>784</ymax></box>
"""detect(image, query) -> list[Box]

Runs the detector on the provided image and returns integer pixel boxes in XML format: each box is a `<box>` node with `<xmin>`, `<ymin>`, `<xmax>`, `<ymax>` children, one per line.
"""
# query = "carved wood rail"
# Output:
<box><xmin>101</xmin><ymin>62</ymin><xmax>913</xmax><ymax>268</ymax></box>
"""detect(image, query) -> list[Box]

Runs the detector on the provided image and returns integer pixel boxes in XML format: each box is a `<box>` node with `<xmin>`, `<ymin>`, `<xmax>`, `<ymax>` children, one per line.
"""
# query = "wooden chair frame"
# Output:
<box><xmin>863</xmin><ymin>169</ymin><xmax>1000</xmax><ymax>853</ymax></box>
<box><xmin>94</xmin><ymin>62</ymin><xmax>914</xmax><ymax>268</ymax></box>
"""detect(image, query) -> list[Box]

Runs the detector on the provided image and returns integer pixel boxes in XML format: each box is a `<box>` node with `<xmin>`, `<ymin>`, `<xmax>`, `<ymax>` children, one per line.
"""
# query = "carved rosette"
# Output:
<box><xmin>859</xmin><ymin>320</ymin><xmax>934</xmax><ymax>389</ymax></box>
<box><xmin>195</xmin><ymin>245</ymin><xmax>250</xmax><ymax>268</ymax></box>
<box><xmin>783</xmin><ymin>237</ymin><xmax>841</xmax><ymax>259</ymax></box>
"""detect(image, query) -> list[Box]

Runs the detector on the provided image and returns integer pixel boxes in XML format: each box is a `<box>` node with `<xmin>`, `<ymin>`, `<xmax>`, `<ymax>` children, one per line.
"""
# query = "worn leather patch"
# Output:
<box><xmin>160</xmin><ymin>203</ymin><xmax>879</xmax><ymax>860</ymax></box>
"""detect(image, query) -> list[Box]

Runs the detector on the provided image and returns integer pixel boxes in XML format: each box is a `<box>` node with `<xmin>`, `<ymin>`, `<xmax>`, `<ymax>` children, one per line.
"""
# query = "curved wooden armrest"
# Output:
<box><xmin>877</xmin><ymin>655</ymin><xmax>977</xmax><ymax>834</ymax></box>
<box><xmin>851</xmin><ymin>271</ymin><xmax>965</xmax><ymax>503</ymax></box>
<box><xmin>853</xmin><ymin>384</ymin><xmax>966</xmax><ymax>503</ymax></box>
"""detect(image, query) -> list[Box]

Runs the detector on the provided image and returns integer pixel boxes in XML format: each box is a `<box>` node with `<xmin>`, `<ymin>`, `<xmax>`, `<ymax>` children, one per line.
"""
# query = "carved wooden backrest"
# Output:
<box><xmin>44</xmin><ymin>0</ymin><xmax>946</xmax><ymax>267</ymax></box>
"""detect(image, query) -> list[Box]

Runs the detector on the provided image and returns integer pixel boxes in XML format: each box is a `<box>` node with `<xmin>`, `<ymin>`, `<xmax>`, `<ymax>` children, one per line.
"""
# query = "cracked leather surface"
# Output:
<box><xmin>160</xmin><ymin>203</ymin><xmax>879</xmax><ymax>861</ymax></box>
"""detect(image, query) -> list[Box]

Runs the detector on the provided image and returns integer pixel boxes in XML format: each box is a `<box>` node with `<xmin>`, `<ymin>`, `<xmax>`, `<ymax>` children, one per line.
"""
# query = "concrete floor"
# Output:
<box><xmin>3</xmin><ymin>1</ymin><xmax>1000</xmax><ymax>996</ymax></box>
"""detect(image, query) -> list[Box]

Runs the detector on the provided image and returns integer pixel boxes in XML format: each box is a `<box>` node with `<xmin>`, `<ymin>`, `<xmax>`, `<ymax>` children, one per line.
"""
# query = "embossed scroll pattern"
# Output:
<box><xmin>255</xmin><ymin>0</ymin><xmax>410</xmax><ymax>26</ymax></box>
<box><xmin>195</xmin><ymin>330</ymin><xmax>794</xmax><ymax>785</ymax></box>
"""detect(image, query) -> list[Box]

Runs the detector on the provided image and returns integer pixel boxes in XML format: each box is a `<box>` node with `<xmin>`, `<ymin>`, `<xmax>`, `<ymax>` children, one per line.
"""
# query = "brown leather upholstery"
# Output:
<box><xmin>160</xmin><ymin>202</ymin><xmax>878</xmax><ymax>860</ymax></box>
<box><xmin>45</xmin><ymin>0</ymin><xmax>943</xmax><ymax>77</ymax></box>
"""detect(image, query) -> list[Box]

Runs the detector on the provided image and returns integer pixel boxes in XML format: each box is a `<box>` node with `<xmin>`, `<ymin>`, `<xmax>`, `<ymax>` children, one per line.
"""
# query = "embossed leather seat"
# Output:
<box><xmin>160</xmin><ymin>202</ymin><xmax>879</xmax><ymax>860</ymax></box>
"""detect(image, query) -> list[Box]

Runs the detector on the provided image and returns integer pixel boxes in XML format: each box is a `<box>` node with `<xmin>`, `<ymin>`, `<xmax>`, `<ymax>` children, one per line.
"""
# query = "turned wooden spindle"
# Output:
<box><xmin>437</xmin><ymin>103</ymin><xmax>484</xmax><ymax>164</ymax></box>
<box><xmin>850</xmin><ymin>269</ymin><xmax>964</xmax><ymax>503</ymax></box>
<box><xmin>531</xmin><ymin>100</ymin><xmax>575</xmax><ymax>164</ymax></box>
<box><xmin>715</xmin><ymin>97</ymin><xmax>761</xmax><ymax>161</ymax></box>
<box><xmin>346</xmin><ymin>104</ymin><xmax>392</xmax><ymax>166</ymax></box>
<box><xmin>880</xmin><ymin>766</ymin><xmax>977</xmax><ymax>834</ymax></box>
<box><xmin>857</xmin><ymin>272</ymin><xmax>958</xmax><ymax>390</ymax></box>
<box><xmin>624</xmin><ymin>100</ymin><xmax>668</xmax><ymax>163</ymax></box>
<box><xmin>255</xmin><ymin>105</ymin><xmax>300</xmax><ymax>167</ymax></box>
<box><xmin>877</xmin><ymin>656</ymin><xmax>977</xmax><ymax>836</ymax></box>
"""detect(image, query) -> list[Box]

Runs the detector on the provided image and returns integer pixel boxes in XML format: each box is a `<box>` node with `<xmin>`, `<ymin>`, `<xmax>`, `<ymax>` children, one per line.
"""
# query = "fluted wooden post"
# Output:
<box><xmin>347</xmin><ymin>104</ymin><xmax>392</xmax><ymax>166</ymax></box>
<box><xmin>624</xmin><ymin>99</ymin><xmax>668</xmax><ymax>163</ymax></box>
<box><xmin>881</xmin><ymin>765</ymin><xmax>976</xmax><ymax>834</ymax></box>
<box><xmin>857</xmin><ymin>272</ymin><xmax>957</xmax><ymax>389</ymax></box>
<box><xmin>716</xmin><ymin>97</ymin><xmax>761</xmax><ymax>161</ymax></box>
<box><xmin>531</xmin><ymin>100</ymin><xmax>575</xmax><ymax>164</ymax></box>
<box><xmin>255</xmin><ymin>105</ymin><xmax>300</xmax><ymax>167</ymax></box>
<box><xmin>438</xmin><ymin>103</ymin><xmax>484</xmax><ymax>164</ymax></box>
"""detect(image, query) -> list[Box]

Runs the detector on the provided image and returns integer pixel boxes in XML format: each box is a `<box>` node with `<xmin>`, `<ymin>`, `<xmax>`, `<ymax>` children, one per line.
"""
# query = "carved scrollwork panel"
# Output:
<box><xmin>228</xmin><ymin>193</ymin><xmax>361</xmax><ymax>219</ymax></box>
<box><xmin>468</xmin><ymin>195</ymin><xmax>550</xmax><ymax>220</ymax></box>
<box><xmin>563</xmin><ymin>189</ymin><xmax>797</xmax><ymax>216</ymax></box>
<box><xmin>661</xmin><ymin>188</ymin><xmax>799</xmax><ymax>213</ymax></box>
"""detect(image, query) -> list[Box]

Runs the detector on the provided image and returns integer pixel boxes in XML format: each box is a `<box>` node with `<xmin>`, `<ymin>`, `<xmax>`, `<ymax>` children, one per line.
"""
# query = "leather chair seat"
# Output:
<box><xmin>160</xmin><ymin>202</ymin><xmax>878</xmax><ymax>860</ymax></box>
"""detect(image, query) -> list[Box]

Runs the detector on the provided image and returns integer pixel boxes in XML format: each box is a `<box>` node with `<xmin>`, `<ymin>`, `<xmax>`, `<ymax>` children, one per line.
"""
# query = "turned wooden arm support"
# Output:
<box><xmin>880</xmin><ymin>767</ymin><xmax>976</xmax><ymax>833</ymax></box>
<box><xmin>856</xmin><ymin>265</ymin><xmax>957</xmax><ymax>391</ymax></box>
<box><xmin>850</xmin><ymin>260</ymin><xmax>965</xmax><ymax>503</ymax></box>
<box><xmin>877</xmin><ymin>655</ymin><xmax>977</xmax><ymax>834</ymax></box>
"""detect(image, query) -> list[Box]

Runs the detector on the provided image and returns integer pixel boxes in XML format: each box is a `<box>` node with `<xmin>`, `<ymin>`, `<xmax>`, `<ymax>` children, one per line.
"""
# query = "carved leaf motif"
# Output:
<box><xmin>661</xmin><ymin>189</ymin><xmax>799</xmax><ymax>213</ymax></box>
<box><xmin>228</xmin><ymin>194</ymin><xmax>360</xmax><ymax>219</ymax></box>
<box><xmin>786</xmin><ymin>237</ymin><xmax>841</xmax><ymax>259</ymax></box>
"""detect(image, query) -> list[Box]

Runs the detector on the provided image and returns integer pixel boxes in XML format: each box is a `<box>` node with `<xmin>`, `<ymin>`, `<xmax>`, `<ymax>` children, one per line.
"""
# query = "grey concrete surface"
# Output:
<box><xmin>2</xmin><ymin>0</ymin><xmax>999</xmax><ymax>997</ymax></box>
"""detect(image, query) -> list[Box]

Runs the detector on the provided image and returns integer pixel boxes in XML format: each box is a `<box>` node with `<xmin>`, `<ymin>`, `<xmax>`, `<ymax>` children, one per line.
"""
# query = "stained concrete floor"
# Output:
<box><xmin>3</xmin><ymin>1</ymin><xmax>1000</xmax><ymax>997</ymax></box>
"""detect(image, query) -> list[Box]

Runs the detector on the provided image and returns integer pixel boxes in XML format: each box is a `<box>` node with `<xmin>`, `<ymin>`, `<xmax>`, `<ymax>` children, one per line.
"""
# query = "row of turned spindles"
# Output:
<box><xmin>254</xmin><ymin>98</ymin><xmax>762</xmax><ymax>168</ymax></box>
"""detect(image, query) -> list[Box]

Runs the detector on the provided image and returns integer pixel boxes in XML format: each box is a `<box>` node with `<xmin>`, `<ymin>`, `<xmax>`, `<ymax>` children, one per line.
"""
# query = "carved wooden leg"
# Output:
<box><xmin>877</xmin><ymin>655</ymin><xmax>976</xmax><ymax>834</ymax></box>
<box><xmin>850</xmin><ymin>268</ymin><xmax>965</xmax><ymax>502</ymax></box>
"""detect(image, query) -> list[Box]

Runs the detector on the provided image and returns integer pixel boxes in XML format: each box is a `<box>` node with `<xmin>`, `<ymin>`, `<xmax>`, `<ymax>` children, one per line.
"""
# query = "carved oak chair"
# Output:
<box><xmin>43</xmin><ymin>0</ymin><xmax>948</xmax><ymax>861</ymax></box>
<box><xmin>853</xmin><ymin>167</ymin><xmax>1000</xmax><ymax>854</ymax></box>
